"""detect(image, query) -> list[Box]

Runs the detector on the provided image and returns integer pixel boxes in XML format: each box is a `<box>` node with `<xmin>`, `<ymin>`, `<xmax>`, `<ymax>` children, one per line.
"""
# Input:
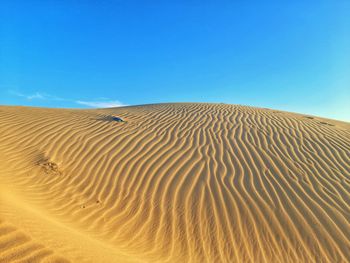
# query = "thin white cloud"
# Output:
<box><xmin>10</xmin><ymin>91</ymin><xmax>45</xmax><ymax>100</ymax></box>
<box><xmin>9</xmin><ymin>90</ymin><xmax>126</xmax><ymax>108</ymax></box>
<box><xmin>75</xmin><ymin>100</ymin><xmax>125</xmax><ymax>108</ymax></box>
<box><xmin>9</xmin><ymin>90</ymin><xmax>64</xmax><ymax>101</ymax></box>
<box><xmin>27</xmin><ymin>92</ymin><xmax>45</xmax><ymax>100</ymax></box>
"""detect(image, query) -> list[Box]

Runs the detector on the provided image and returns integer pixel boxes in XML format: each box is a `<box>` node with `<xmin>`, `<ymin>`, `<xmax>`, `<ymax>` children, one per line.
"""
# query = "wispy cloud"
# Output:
<box><xmin>26</xmin><ymin>92</ymin><xmax>45</xmax><ymax>100</ymax></box>
<box><xmin>10</xmin><ymin>91</ymin><xmax>45</xmax><ymax>100</ymax></box>
<box><xmin>9</xmin><ymin>90</ymin><xmax>65</xmax><ymax>101</ymax></box>
<box><xmin>9</xmin><ymin>90</ymin><xmax>126</xmax><ymax>108</ymax></box>
<box><xmin>75</xmin><ymin>100</ymin><xmax>125</xmax><ymax>108</ymax></box>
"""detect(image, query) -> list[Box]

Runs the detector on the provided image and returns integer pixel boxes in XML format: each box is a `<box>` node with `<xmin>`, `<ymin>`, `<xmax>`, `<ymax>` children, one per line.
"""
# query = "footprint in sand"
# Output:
<box><xmin>36</xmin><ymin>158</ymin><xmax>61</xmax><ymax>176</ymax></box>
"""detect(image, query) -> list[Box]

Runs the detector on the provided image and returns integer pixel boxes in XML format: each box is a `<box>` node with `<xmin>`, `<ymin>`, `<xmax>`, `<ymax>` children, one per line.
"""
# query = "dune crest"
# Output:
<box><xmin>0</xmin><ymin>103</ymin><xmax>350</xmax><ymax>262</ymax></box>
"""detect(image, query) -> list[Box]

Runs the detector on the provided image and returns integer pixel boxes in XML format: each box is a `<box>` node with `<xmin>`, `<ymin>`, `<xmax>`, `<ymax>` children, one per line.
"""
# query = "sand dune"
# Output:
<box><xmin>0</xmin><ymin>103</ymin><xmax>349</xmax><ymax>262</ymax></box>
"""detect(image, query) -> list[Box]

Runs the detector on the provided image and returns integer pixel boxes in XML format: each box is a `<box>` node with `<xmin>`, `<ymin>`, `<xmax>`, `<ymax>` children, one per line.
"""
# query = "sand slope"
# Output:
<box><xmin>0</xmin><ymin>103</ymin><xmax>349</xmax><ymax>262</ymax></box>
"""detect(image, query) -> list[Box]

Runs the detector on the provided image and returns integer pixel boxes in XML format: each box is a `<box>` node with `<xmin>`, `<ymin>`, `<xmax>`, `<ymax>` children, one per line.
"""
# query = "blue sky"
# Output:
<box><xmin>0</xmin><ymin>1</ymin><xmax>349</xmax><ymax>121</ymax></box>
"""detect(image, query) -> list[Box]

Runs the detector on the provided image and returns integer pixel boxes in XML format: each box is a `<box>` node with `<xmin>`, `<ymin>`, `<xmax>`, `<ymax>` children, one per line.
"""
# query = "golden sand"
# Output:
<box><xmin>0</xmin><ymin>103</ymin><xmax>349</xmax><ymax>262</ymax></box>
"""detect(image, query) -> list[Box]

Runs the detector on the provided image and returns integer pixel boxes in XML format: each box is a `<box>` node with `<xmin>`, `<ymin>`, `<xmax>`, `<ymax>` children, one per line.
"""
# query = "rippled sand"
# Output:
<box><xmin>0</xmin><ymin>103</ymin><xmax>349</xmax><ymax>262</ymax></box>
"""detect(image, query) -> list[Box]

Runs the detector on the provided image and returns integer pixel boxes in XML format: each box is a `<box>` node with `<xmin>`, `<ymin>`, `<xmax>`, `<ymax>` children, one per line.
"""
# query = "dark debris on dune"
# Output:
<box><xmin>96</xmin><ymin>115</ymin><xmax>127</xmax><ymax>123</ymax></box>
<box><xmin>112</xmin><ymin>116</ymin><xmax>125</xmax><ymax>122</ymax></box>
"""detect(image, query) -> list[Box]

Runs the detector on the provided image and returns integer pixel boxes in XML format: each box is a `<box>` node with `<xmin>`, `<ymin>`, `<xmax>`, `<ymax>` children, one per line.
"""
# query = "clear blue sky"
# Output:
<box><xmin>1</xmin><ymin>1</ymin><xmax>349</xmax><ymax>121</ymax></box>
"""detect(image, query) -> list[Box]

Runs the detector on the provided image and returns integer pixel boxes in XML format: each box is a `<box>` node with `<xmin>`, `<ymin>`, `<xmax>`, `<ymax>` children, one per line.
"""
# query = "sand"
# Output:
<box><xmin>0</xmin><ymin>103</ymin><xmax>349</xmax><ymax>262</ymax></box>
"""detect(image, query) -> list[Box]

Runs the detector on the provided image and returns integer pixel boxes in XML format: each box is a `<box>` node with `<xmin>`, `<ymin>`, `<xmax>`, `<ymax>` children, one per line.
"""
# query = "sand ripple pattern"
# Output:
<box><xmin>0</xmin><ymin>103</ymin><xmax>350</xmax><ymax>262</ymax></box>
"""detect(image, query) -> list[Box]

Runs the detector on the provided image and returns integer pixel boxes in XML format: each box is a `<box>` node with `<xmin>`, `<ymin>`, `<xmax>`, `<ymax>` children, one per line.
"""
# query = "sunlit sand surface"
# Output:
<box><xmin>0</xmin><ymin>103</ymin><xmax>349</xmax><ymax>262</ymax></box>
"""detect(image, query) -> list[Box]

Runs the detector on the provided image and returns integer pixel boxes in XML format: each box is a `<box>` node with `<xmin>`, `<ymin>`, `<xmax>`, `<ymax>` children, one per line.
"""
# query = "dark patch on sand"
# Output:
<box><xmin>319</xmin><ymin>121</ymin><xmax>335</xmax><ymax>126</ymax></box>
<box><xmin>96</xmin><ymin>115</ymin><xmax>127</xmax><ymax>123</ymax></box>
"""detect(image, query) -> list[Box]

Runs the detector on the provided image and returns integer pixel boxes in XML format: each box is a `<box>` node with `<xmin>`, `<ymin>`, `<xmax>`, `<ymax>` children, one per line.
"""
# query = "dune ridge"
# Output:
<box><xmin>0</xmin><ymin>103</ymin><xmax>350</xmax><ymax>262</ymax></box>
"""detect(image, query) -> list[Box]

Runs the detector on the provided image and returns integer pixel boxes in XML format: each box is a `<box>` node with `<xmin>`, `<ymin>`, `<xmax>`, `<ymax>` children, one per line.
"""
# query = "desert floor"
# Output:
<box><xmin>0</xmin><ymin>103</ymin><xmax>349</xmax><ymax>262</ymax></box>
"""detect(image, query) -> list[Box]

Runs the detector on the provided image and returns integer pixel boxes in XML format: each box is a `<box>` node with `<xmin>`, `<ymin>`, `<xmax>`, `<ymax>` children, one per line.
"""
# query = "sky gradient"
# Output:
<box><xmin>1</xmin><ymin>1</ymin><xmax>349</xmax><ymax>121</ymax></box>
